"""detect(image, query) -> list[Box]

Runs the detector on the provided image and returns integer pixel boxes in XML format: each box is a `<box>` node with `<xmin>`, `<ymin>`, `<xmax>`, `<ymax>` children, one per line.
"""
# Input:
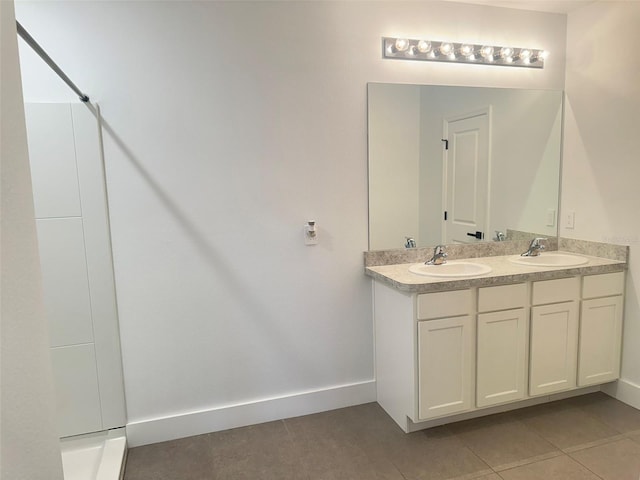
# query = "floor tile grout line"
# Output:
<box><xmin>445</xmin><ymin>467</ymin><xmax>495</xmax><ymax>480</ymax></box>
<box><xmin>437</xmin><ymin>423</ymin><xmax>493</xmax><ymax>475</ymax></box>
<box><xmin>444</xmin><ymin>424</ymin><xmax>494</xmax><ymax>476</ymax></box>
<box><xmin>560</xmin><ymin>434</ymin><xmax>626</xmax><ymax>454</ymax></box>
<box><xmin>573</xmin><ymin>399</ymin><xmax>638</xmax><ymax>437</ymax></box>
<box><xmin>623</xmin><ymin>427</ymin><xmax>640</xmax><ymax>439</ymax></box>
<box><xmin>506</xmin><ymin>399</ymin><xmax>640</xmax><ymax>467</ymax></box>
<box><xmin>449</xmin><ymin>416</ymin><xmax>564</xmax><ymax>473</ymax></box>
<box><xmin>493</xmin><ymin>452</ymin><xmax>611</xmax><ymax>480</ymax></box>
<box><xmin>492</xmin><ymin>450</ymin><xmax>564</xmax><ymax>473</ymax></box>
<box><xmin>566</xmin><ymin>444</ymin><xmax>616</xmax><ymax>480</ymax></box>
<box><xmin>516</xmin><ymin>407</ymin><xmax>627</xmax><ymax>452</ymax></box>
<box><xmin>388</xmin><ymin>458</ymin><xmax>410</xmax><ymax>480</ymax></box>
<box><xmin>519</xmin><ymin>394</ymin><xmax>626</xmax><ymax>435</ymax></box>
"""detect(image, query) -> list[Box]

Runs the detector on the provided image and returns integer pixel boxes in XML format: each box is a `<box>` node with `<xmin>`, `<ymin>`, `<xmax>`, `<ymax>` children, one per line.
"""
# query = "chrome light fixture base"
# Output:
<box><xmin>383</xmin><ymin>37</ymin><xmax>547</xmax><ymax>69</ymax></box>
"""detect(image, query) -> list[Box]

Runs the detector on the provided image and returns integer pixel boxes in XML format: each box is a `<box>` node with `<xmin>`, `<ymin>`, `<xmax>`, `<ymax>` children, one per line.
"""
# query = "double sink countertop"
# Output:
<box><xmin>365</xmin><ymin>251</ymin><xmax>627</xmax><ymax>294</ymax></box>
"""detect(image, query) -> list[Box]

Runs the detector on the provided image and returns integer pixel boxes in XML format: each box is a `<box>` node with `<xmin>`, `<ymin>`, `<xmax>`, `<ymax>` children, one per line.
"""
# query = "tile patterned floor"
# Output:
<box><xmin>124</xmin><ymin>392</ymin><xmax>640</xmax><ymax>480</ymax></box>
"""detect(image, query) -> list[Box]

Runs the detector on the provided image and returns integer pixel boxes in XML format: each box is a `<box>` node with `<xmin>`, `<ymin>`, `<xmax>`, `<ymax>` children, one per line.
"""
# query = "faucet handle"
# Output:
<box><xmin>426</xmin><ymin>245</ymin><xmax>447</xmax><ymax>265</ymax></box>
<box><xmin>532</xmin><ymin>237</ymin><xmax>547</xmax><ymax>248</ymax></box>
<box><xmin>522</xmin><ymin>237</ymin><xmax>547</xmax><ymax>256</ymax></box>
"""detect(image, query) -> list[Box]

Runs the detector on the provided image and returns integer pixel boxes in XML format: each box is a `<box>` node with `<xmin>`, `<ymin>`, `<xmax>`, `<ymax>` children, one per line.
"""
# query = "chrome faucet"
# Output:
<box><xmin>405</xmin><ymin>237</ymin><xmax>416</xmax><ymax>249</ymax></box>
<box><xmin>426</xmin><ymin>245</ymin><xmax>448</xmax><ymax>265</ymax></box>
<box><xmin>521</xmin><ymin>237</ymin><xmax>547</xmax><ymax>257</ymax></box>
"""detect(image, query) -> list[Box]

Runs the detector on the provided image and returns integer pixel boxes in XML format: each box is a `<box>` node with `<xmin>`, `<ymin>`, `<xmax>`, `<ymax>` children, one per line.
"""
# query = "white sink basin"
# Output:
<box><xmin>509</xmin><ymin>253</ymin><xmax>589</xmax><ymax>267</ymax></box>
<box><xmin>409</xmin><ymin>261</ymin><xmax>492</xmax><ymax>278</ymax></box>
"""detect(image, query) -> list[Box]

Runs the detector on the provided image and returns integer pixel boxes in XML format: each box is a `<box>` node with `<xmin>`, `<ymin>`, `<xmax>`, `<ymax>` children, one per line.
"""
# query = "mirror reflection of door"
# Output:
<box><xmin>443</xmin><ymin>107</ymin><xmax>491</xmax><ymax>244</ymax></box>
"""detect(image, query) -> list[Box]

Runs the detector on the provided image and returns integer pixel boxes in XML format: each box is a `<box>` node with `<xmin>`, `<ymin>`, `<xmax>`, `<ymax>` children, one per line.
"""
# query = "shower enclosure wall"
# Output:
<box><xmin>25</xmin><ymin>103</ymin><xmax>127</xmax><ymax>479</ymax></box>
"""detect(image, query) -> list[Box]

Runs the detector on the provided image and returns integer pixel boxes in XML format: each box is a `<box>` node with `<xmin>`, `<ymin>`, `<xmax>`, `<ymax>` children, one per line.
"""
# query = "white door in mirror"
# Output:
<box><xmin>444</xmin><ymin>109</ymin><xmax>490</xmax><ymax>244</ymax></box>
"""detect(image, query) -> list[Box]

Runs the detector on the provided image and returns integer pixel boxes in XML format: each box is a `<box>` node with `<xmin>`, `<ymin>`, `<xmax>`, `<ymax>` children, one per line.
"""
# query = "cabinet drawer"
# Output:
<box><xmin>582</xmin><ymin>272</ymin><xmax>625</xmax><ymax>299</ymax></box>
<box><xmin>417</xmin><ymin>290</ymin><xmax>471</xmax><ymax>320</ymax></box>
<box><xmin>478</xmin><ymin>283</ymin><xmax>527</xmax><ymax>312</ymax></box>
<box><xmin>532</xmin><ymin>277</ymin><xmax>580</xmax><ymax>305</ymax></box>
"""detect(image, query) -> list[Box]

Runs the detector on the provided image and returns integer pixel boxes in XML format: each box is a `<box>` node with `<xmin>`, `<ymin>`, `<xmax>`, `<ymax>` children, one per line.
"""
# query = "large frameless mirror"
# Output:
<box><xmin>368</xmin><ymin>83</ymin><xmax>563</xmax><ymax>250</ymax></box>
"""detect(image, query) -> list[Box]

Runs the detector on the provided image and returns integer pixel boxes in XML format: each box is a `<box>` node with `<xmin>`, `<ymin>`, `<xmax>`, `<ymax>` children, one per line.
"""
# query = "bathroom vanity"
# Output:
<box><xmin>365</xmin><ymin>246</ymin><xmax>627</xmax><ymax>433</ymax></box>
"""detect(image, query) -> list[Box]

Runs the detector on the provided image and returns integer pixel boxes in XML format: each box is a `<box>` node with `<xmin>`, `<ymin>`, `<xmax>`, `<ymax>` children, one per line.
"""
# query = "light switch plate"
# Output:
<box><xmin>564</xmin><ymin>211</ymin><xmax>575</xmax><ymax>229</ymax></box>
<box><xmin>546</xmin><ymin>209</ymin><xmax>556</xmax><ymax>227</ymax></box>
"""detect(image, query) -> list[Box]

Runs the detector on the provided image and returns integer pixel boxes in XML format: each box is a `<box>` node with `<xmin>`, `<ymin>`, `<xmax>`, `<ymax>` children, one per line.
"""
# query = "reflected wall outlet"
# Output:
<box><xmin>547</xmin><ymin>209</ymin><xmax>556</xmax><ymax>227</ymax></box>
<box><xmin>564</xmin><ymin>211</ymin><xmax>576</xmax><ymax>229</ymax></box>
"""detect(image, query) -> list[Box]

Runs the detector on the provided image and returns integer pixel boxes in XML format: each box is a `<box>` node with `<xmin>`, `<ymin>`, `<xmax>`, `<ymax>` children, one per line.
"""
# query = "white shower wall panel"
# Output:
<box><xmin>36</xmin><ymin>217</ymin><xmax>94</xmax><ymax>347</ymax></box>
<box><xmin>51</xmin><ymin>345</ymin><xmax>103</xmax><ymax>438</ymax></box>
<box><xmin>26</xmin><ymin>103</ymin><xmax>81</xmax><ymax>218</ymax></box>
<box><xmin>25</xmin><ymin>103</ymin><xmax>126</xmax><ymax>438</ymax></box>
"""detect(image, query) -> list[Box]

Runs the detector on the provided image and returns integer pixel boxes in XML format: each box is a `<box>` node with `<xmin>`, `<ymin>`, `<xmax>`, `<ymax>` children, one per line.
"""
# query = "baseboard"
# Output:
<box><xmin>125</xmin><ymin>380</ymin><xmax>376</xmax><ymax>447</ymax></box>
<box><xmin>601</xmin><ymin>378</ymin><xmax>640</xmax><ymax>409</ymax></box>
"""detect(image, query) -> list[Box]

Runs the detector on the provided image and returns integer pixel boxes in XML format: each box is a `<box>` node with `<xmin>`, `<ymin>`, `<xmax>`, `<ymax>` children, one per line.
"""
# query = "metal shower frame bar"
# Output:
<box><xmin>16</xmin><ymin>21</ymin><xmax>90</xmax><ymax>103</ymax></box>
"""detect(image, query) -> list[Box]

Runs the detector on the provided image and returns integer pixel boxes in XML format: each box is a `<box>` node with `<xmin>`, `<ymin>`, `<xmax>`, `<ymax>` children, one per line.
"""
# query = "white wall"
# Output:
<box><xmin>15</xmin><ymin>0</ymin><xmax>567</xmax><ymax>445</ymax></box>
<box><xmin>0</xmin><ymin>1</ymin><xmax>64</xmax><ymax>478</ymax></box>
<box><xmin>563</xmin><ymin>1</ymin><xmax>640</xmax><ymax>406</ymax></box>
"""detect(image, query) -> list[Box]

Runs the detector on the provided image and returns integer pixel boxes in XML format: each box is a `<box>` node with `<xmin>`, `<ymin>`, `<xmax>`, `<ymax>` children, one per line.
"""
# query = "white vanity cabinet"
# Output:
<box><xmin>578</xmin><ymin>272</ymin><xmax>625</xmax><ymax>386</ymax></box>
<box><xmin>417</xmin><ymin>290</ymin><xmax>473</xmax><ymax>419</ymax></box>
<box><xmin>372</xmin><ymin>264</ymin><xmax>625</xmax><ymax>433</ymax></box>
<box><xmin>476</xmin><ymin>284</ymin><xmax>528</xmax><ymax>407</ymax></box>
<box><xmin>529</xmin><ymin>277</ymin><xmax>580</xmax><ymax>396</ymax></box>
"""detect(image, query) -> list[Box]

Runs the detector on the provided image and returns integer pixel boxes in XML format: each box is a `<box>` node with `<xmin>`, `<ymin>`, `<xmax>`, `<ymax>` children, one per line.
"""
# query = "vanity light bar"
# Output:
<box><xmin>383</xmin><ymin>37</ymin><xmax>547</xmax><ymax>69</ymax></box>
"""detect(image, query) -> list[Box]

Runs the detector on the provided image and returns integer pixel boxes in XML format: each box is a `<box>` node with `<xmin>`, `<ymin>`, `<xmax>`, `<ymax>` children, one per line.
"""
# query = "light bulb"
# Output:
<box><xmin>460</xmin><ymin>44</ymin><xmax>474</xmax><ymax>57</ymax></box>
<box><xmin>530</xmin><ymin>50</ymin><xmax>548</xmax><ymax>63</ymax></box>
<box><xmin>519</xmin><ymin>48</ymin><xmax>532</xmax><ymax>60</ymax></box>
<box><xmin>439</xmin><ymin>42</ymin><xmax>454</xmax><ymax>56</ymax></box>
<box><xmin>500</xmin><ymin>47</ymin><xmax>514</xmax><ymax>59</ymax></box>
<box><xmin>480</xmin><ymin>45</ymin><xmax>494</xmax><ymax>60</ymax></box>
<box><xmin>394</xmin><ymin>38</ymin><xmax>409</xmax><ymax>52</ymax></box>
<box><xmin>417</xmin><ymin>40</ymin><xmax>432</xmax><ymax>53</ymax></box>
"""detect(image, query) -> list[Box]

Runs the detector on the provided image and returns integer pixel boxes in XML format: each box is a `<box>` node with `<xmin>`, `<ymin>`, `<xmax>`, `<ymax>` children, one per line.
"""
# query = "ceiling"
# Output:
<box><xmin>441</xmin><ymin>0</ymin><xmax>595</xmax><ymax>14</ymax></box>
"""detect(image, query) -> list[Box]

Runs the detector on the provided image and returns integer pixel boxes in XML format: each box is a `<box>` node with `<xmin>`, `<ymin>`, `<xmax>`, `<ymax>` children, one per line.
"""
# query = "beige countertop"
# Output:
<box><xmin>365</xmin><ymin>251</ymin><xmax>626</xmax><ymax>294</ymax></box>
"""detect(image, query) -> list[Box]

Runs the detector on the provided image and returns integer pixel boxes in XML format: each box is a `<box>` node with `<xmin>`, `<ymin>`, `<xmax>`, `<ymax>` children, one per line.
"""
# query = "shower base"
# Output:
<box><xmin>60</xmin><ymin>428</ymin><xmax>127</xmax><ymax>480</ymax></box>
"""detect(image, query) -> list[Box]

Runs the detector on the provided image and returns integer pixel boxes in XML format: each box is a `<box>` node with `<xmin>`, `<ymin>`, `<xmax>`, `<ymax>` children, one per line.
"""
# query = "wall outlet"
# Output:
<box><xmin>546</xmin><ymin>209</ymin><xmax>556</xmax><ymax>227</ymax></box>
<box><xmin>564</xmin><ymin>211</ymin><xmax>576</xmax><ymax>229</ymax></box>
<box><xmin>304</xmin><ymin>224</ymin><xmax>318</xmax><ymax>245</ymax></box>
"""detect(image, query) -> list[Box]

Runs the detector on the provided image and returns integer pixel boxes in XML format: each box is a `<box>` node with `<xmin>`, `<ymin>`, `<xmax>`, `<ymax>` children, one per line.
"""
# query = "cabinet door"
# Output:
<box><xmin>530</xmin><ymin>301</ymin><xmax>578</xmax><ymax>396</ymax></box>
<box><xmin>418</xmin><ymin>316</ymin><xmax>473</xmax><ymax>420</ymax></box>
<box><xmin>578</xmin><ymin>296</ymin><xmax>623</xmax><ymax>386</ymax></box>
<box><xmin>477</xmin><ymin>308</ymin><xmax>528</xmax><ymax>407</ymax></box>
